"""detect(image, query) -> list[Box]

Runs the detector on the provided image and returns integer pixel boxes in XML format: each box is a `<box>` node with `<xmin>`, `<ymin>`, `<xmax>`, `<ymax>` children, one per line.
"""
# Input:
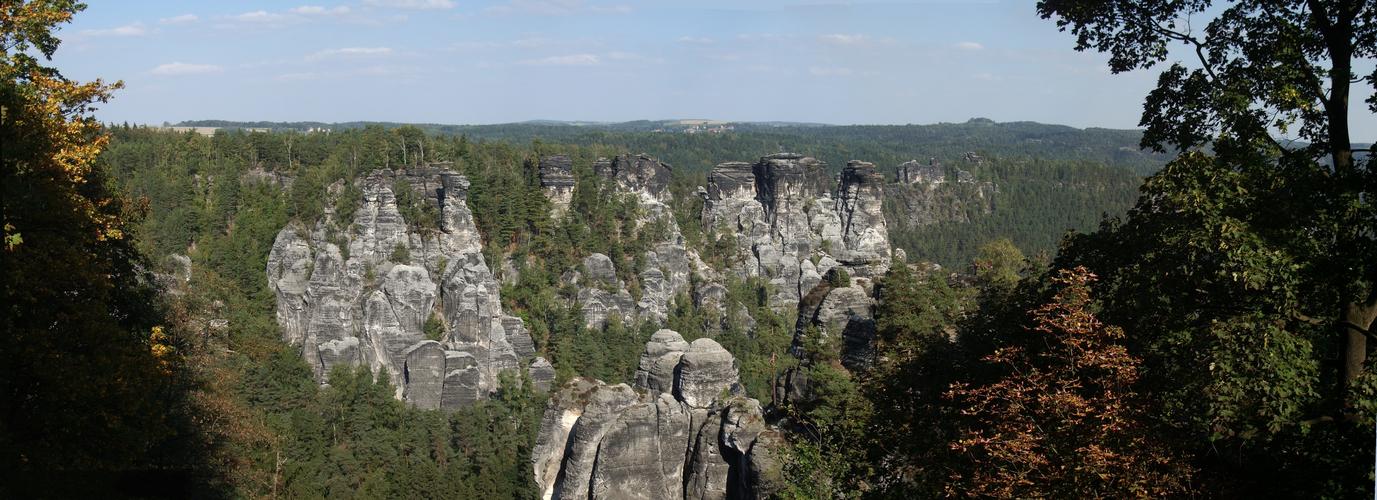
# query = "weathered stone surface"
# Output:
<box><xmin>836</xmin><ymin>161</ymin><xmax>890</xmax><ymax>265</ymax></box>
<box><xmin>594</xmin><ymin>154</ymin><xmax>673</xmax><ymax>199</ymax></box>
<box><xmin>684</xmin><ymin>410</ymin><xmax>730</xmax><ymax>500</ymax></box>
<box><xmin>794</xmin><ymin>281</ymin><xmax>877</xmax><ymax>371</ymax></box>
<box><xmin>887</xmin><ymin>159</ymin><xmax>994</xmax><ymax>229</ymax></box>
<box><xmin>529</xmin><ymin>357</ymin><xmax>556</xmax><ymax>393</ymax></box>
<box><xmin>578</xmin><ymin>286</ymin><xmax>637</xmax><ymax>330</ymax></box>
<box><xmin>560</xmin><ymin>154</ymin><xmax>700</xmax><ymax>329</ymax></box>
<box><xmin>504</xmin><ymin>315</ymin><xmax>538</xmax><ymax>359</ymax></box>
<box><xmin>701</xmin><ymin>153</ymin><xmax>891</xmax><ymax>313</ymax></box>
<box><xmin>534</xmin><ymin>330</ymin><xmax>776</xmax><ymax>500</ymax></box>
<box><xmin>633</xmin><ymin>330</ymin><xmax>689</xmax><ymax>394</ymax></box>
<box><xmin>896</xmin><ymin>158</ymin><xmax>945</xmax><ymax>184</ymax></box>
<box><xmin>582</xmin><ymin>253</ymin><xmax>618</xmax><ymax>286</ymax></box>
<box><xmin>589</xmin><ymin>394</ymin><xmax>691</xmax><ymax>500</ymax></box>
<box><xmin>694</xmin><ymin>282</ymin><xmax>730</xmax><ymax>333</ymax></box>
<box><xmin>540</xmin><ymin>155</ymin><xmax>576</xmax><ymax>218</ymax></box>
<box><xmin>555</xmin><ymin>384</ymin><xmax>639</xmax><ymax>500</ymax></box>
<box><xmin>267</xmin><ymin>227</ymin><xmax>312</xmax><ymax>346</ymax></box>
<box><xmin>677</xmin><ymin>338</ymin><xmax>739</xmax><ymax>409</ymax></box>
<box><xmin>267</xmin><ymin>168</ymin><xmax>548</xmax><ymax>410</ymax></box>
<box><xmin>403</xmin><ymin>341</ymin><xmax>446</xmax><ymax>410</ymax></box>
<box><xmin>742</xmin><ymin>430</ymin><xmax>786</xmax><ymax>499</ymax></box>
<box><xmin>441</xmin><ymin>351</ymin><xmax>482</xmax><ymax>408</ymax></box>
<box><xmin>533</xmin><ymin>378</ymin><xmax>600</xmax><ymax>500</ymax></box>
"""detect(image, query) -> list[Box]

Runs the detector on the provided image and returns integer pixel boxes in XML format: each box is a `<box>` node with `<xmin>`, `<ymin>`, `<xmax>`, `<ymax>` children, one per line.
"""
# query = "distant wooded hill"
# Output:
<box><xmin>176</xmin><ymin>118</ymin><xmax>1172</xmax><ymax>176</ymax></box>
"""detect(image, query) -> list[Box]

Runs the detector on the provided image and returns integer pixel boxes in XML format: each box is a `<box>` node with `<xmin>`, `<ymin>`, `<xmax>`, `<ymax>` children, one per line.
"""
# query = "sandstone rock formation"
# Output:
<box><xmin>266</xmin><ymin>168</ymin><xmax>543</xmax><ymax>409</ymax></box>
<box><xmin>698</xmin><ymin>154</ymin><xmax>892</xmax><ymax>369</ymax></box>
<box><xmin>540</xmin><ymin>155</ymin><xmax>576</xmax><ymax>218</ymax></box>
<box><xmin>532</xmin><ymin>329</ymin><xmax>779</xmax><ymax>500</ymax></box>
<box><xmin>895</xmin><ymin>158</ymin><xmax>945</xmax><ymax>185</ymax></box>
<box><xmin>568</xmin><ymin>154</ymin><xmax>702</xmax><ymax>330</ymax></box>
<box><xmin>887</xmin><ymin>158</ymin><xmax>995</xmax><ymax>230</ymax></box>
<box><xmin>701</xmin><ymin>153</ymin><xmax>892</xmax><ymax>313</ymax></box>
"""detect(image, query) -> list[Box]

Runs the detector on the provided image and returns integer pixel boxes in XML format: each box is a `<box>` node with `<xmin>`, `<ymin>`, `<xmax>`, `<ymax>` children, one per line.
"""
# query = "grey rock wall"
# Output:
<box><xmin>533</xmin><ymin>330</ymin><xmax>778</xmax><ymax>500</ymax></box>
<box><xmin>701</xmin><ymin>153</ymin><xmax>892</xmax><ymax>314</ymax></box>
<box><xmin>266</xmin><ymin>168</ymin><xmax>544</xmax><ymax>410</ymax></box>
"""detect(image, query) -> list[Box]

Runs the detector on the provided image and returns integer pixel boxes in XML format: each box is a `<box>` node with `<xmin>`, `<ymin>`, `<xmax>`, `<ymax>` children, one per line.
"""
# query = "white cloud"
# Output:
<box><xmin>808</xmin><ymin>66</ymin><xmax>854</xmax><ymax>77</ymax></box>
<box><xmin>518</xmin><ymin>53</ymin><xmax>601</xmax><ymax>66</ymax></box>
<box><xmin>221</xmin><ymin>6</ymin><xmax>385</xmax><ymax>29</ymax></box>
<box><xmin>678</xmin><ymin>36</ymin><xmax>714</xmax><ymax>44</ymax></box>
<box><xmin>291</xmin><ymin>5</ymin><xmax>353</xmax><ymax>15</ymax></box>
<box><xmin>956</xmin><ymin>41</ymin><xmax>984</xmax><ymax>50</ymax></box>
<box><xmin>486</xmin><ymin>0</ymin><xmax>630</xmax><ymax>16</ymax></box>
<box><xmin>364</xmin><ymin>0</ymin><xmax>455</xmax><ymax>9</ymax></box>
<box><xmin>158</xmin><ymin>14</ymin><xmax>198</xmax><ymax>25</ymax></box>
<box><xmin>606</xmin><ymin>51</ymin><xmax>663</xmax><ymax>64</ymax></box>
<box><xmin>736</xmin><ymin>33</ymin><xmax>792</xmax><ymax>42</ymax></box>
<box><xmin>81</xmin><ymin>22</ymin><xmax>147</xmax><ymax>37</ymax></box>
<box><xmin>819</xmin><ymin>34</ymin><xmax>868</xmax><ymax>46</ymax></box>
<box><xmin>231</xmin><ymin>10</ymin><xmax>292</xmax><ymax>23</ymax></box>
<box><xmin>308</xmin><ymin>47</ymin><xmax>394</xmax><ymax>60</ymax></box>
<box><xmin>151</xmin><ymin>62</ymin><xmax>224</xmax><ymax>76</ymax></box>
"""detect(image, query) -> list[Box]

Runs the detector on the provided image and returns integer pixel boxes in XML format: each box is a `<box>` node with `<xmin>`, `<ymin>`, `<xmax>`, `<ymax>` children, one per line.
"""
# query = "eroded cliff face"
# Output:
<box><xmin>699</xmin><ymin>154</ymin><xmax>892</xmax><ymax>369</ymax></box>
<box><xmin>701</xmin><ymin>154</ymin><xmax>892</xmax><ymax>312</ymax></box>
<box><xmin>886</xmin><ymin>158</ymin><xmax>995</xmax><ymax>230</ymax></box>
<box><xmin>540</xmin><ymin>155</ymin><xmax>576</xmax><ymax>218</ymax></box>
<box><xmin>531</xmin><ymin>330</ymin><xmax>781</xmax><ymax>500</ymax></box>
<box><xmin>547</xmin><ymin>154</ymin><xmax>704</xmax><ymax>330</ymax></box>
<box><xmin>266</xmin><ymin>168</ymin><xmax>552</xmax><ymax>409</ymax></box>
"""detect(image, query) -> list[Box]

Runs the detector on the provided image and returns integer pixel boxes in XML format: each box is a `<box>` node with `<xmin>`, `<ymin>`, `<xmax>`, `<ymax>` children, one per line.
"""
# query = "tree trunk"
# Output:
<box><xmin>1342</xmin><ymin>293</ymin><xmax>1377</xmax><ymax>392</ymax></box>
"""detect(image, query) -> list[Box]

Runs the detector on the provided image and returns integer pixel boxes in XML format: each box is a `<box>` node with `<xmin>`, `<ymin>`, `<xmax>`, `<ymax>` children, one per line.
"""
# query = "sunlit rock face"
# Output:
<box><xmin>564</xmin><ymin>154</ymin><xmax>705</xmax><ymax>330</ymax></box>
<box><xmin>701</xmin><ymin>153</ymin><xmax>892</xmax><ymax>314</ymax></box>
<box><xmin>531</xmin><ymin>329</ymin><xmax>779</xmax><ymax>500</ymax></box>
<box><xmin>267</xmin><ymin>168</ymin><xmax>542</xmax><ymax>409</ymax></box>
<box><xmin>698</xmin><ymin>154</ymin><xmax>892</xmax><ymax>373</ymax></box>
<box><xmin>539</xmin><ymin>155</ymin><xmax>576</xmax><ymax>218</ymax></box>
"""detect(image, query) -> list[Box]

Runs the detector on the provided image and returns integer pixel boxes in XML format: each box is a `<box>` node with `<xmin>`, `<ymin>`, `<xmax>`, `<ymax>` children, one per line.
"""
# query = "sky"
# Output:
<box><xmin>46</xmin><ymin>1</ymin><xmax>1376</xmax><ymax>138</ymax></box>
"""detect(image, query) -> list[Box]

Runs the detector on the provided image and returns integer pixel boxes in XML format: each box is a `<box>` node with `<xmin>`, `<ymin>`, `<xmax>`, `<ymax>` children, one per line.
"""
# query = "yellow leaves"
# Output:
<box><xmin>2</xmin><ymin>222</ymin><xmax>20</xmax><ymax>250</ymax></box>
<box><xmin>149</xmin><ymin>326</ymin><xmax>175</xmax><ymax>375</ymax></box>
<box><xmin>5</xmin><ymin>63</ymin><xmax>126</xmax><ymax>242</ymax></box>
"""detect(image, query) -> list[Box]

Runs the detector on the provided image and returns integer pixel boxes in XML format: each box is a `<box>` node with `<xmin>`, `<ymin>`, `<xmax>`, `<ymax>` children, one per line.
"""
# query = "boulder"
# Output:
<box><xmin>528</xmin><ymin>357</ymin><xmax>556</xmax><ymax>393</ymax></box>
<box><xmin>676</xmin><ymin>338</ymin><xmax>739</xmax><ymax>409</ymax></box>
<box><xmin>633</xmin><ymin>330</ymin><xmax>690</xmax><ymax>394</ymax></box>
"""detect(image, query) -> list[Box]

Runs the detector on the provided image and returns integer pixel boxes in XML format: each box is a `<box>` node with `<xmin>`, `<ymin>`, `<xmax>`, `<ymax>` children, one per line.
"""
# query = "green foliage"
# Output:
<box><xmin>246</xmin><ymin>365</ymin><xmax>541</xmax><ymax>499</ymax></box>
<box><xmin>423</xmin><ymin>312</ymin><xmax>444</xmax><ymax>341</ymax></box>
<box><xmin>825</xmin><ymin>267</ymin><xmax>851</xmax><ymax>288</ymax></box>
<box><xmin>392</xmin><ymin>177</ymin><xmax>438</xmax><ymax>230</ymax></box>
<box><xmin>971</xmin><ymin>238</ymin><xmax>1026</xmax><ymax>294</ymax></box>
<box><xmin>390</xmin><ymin>243</ymin><xmax>411</xmax><ymax>264</ymax></box>
<box><xmin>1037</xmin><ymin>2</ymin><xmax>1377</xmax><ymax>495</ymax></box>
<box><xmin>1</xmin><ymin>5</ymin><xmax>224</xmax><ymax>496</ymax></box>
<box><xmin>946</xmin><ymin>268</ymin><xmax>1194</xmax><ymax>498</ymax></box>
<box><xmin>886</xmin><ymin>157</ymin><xmax>1140</xmax><ymax>267</ymax></box>
<box><xmin>335</xmin><ymin>182</ymin><xmax>362</xmax><ymax>224</ymax></box>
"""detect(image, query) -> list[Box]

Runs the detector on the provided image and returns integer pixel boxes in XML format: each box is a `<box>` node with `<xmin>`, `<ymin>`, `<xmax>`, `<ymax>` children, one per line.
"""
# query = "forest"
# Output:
<box><xmin>2</xmin><ymin>1</ymin><xmax>1375</xmax><ymax>499</ymax></box>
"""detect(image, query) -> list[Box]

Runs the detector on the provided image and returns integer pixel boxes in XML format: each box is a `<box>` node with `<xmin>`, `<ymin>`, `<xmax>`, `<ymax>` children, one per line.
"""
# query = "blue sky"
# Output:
<box><xmin>47</xmin><ymin>1</ymin><xmax>1375</xmax><ymax>137</ymax></box>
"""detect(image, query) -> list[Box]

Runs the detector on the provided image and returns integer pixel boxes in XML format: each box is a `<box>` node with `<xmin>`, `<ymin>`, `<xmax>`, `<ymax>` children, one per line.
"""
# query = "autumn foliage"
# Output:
<box><xmin>945</xmin><ymin>267</ymin><xmax>1193</xmax><ymax>498</ymax></box>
